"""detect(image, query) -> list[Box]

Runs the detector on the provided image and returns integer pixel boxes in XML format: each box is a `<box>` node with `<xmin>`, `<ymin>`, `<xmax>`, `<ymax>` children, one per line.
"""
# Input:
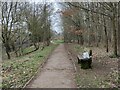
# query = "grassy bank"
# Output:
<box><xmin>2</xmin><ymin>44</ymin><xmax>58</xmax><ymax>88</ymax></box>
<box><xmin>52</xmin><ymin>39</ymin><xmax>64</xmax><ymax>44</ymax></box>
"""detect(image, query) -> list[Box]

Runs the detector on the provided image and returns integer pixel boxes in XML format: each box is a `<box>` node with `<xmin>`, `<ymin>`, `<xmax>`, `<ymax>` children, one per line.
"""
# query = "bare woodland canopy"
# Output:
<box><xmin>1</xmin><ymin>2</ymin><xmax>120</xmax><ymax>59</ymax></box>
<box><xmin>61</xmin><ymin>2</ymin><xmax>120</xmax><ymax>56</ymax></box>
<box><xmin>1</xmin><ymin>2</ymin><xmax>52</xmax><ymax>59</ymax></box>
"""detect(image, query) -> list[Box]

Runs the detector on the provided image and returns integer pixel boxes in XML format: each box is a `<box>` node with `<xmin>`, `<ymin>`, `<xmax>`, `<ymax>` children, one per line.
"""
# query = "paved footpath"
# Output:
<box><xmin>27</xmin><ymin>44</ymin><xmax>77</xmax><ymax>88</ymax></box>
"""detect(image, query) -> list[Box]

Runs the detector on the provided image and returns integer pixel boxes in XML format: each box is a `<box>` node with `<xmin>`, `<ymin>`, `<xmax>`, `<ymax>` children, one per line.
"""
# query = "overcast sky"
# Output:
<box><xmin>50</xmin><ymin>2</ymin><xmax>63</xmax><ymax>33</ymax></box>
<box><xmin>28</xmin><ymin>0</ymin><xmax>63</xmax><ymax>33</ymax></box>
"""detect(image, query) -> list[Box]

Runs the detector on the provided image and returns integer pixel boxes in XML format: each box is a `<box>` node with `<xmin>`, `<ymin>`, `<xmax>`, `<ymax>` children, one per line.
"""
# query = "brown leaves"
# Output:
<box><xmin>75</xmin><ymin>30</ymin><xmax>84</xmax><ymax>35</ymax></box>
<box><xmin>67</xmin><ymin>44</ymin><xmax>118</xmax><ymax>88</ymax></box>
<box><xmin>61</xmin><ymin>8</ymin><xmax>79</xmax><ymax>17</ymax></box>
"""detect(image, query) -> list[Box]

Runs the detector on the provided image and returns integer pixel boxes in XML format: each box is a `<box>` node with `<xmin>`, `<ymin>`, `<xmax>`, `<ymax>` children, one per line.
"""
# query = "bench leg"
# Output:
<box><xmin>81</xmin><ymin>58</ymin><xmax>92</xmax><ymax>69</ymax></box>
<box><xmin>77</xmin><ymin>57</ymin><xmax>81</xmax><ymax>64</ymax></box>
<box><xmin>89</xmin><ymin>58</ymin><xmax>92</xmax><ymax>68</ymax></box>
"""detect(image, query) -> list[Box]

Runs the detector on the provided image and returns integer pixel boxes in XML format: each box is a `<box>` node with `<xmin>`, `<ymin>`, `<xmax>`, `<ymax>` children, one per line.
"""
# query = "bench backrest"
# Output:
<box><xmin>89</xmin><ymin>50</ymin><xmax>92</xmax><ymax>56</ymax></box>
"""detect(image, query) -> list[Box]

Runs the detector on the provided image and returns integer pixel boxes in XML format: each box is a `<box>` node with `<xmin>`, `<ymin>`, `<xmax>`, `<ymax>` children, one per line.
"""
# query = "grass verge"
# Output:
<box><xmin>2</xmin><ymin>44</ymin><xmax>58</xmax><ymax>88</ymax></box>
<box><xmin>53</xmin><ymin>39</ymin><xmax>64</xmax><ymax>44</ymax></box>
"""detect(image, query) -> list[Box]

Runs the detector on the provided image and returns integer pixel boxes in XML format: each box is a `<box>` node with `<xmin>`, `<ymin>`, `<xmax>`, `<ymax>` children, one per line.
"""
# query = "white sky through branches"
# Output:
<box><xmin>28</xmin><ymin>0</ymin><xmax>63</xmax><ymax>33</ymax></box>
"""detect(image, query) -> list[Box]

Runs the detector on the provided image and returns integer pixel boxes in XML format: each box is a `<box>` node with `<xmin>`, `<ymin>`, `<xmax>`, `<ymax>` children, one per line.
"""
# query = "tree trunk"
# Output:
<box><xmin>6</xmin><ymin>51</ymin><xmax>10</xmax><ymax>59</ymax></box>
<box><xmin>111</xmin><ymin>15</ymin><xmax>117</xmax><ymax>56</ymax></box>
<box><xmin>118</xmin><ymin>2</ymin><xmax>120</xmax><ymax>56</ymax></box>
<box><xmin>34</xmin><ymin>43</ymin><xmax>39</xmax><ymax>50</ymax></box>
<box><xmin>46</xmin><ymin>38</ymin><xmax>50</xmax><ymax>46</ymax></box>
<box><xmin>11</xmin><ymin>43</ymin><xmax>18</xmax><ymax>57</ymax></box>
<box><xmin>103</xmin><ymin>16</ymin><xmax>109</xmax><ymax>52</ymax></box>
<box><xmin>77</xmin><ymin>35</ymin><xmax>80</xmax><ymax>44</ymax></box>
<box><xmin>80</xmin><ymin>34</ymin><xmax>84</xmax><ymax>45</ymax></box>
<box><xmin>118</xmin><ymin>27</ymin><xmax>120</xmax><ymax>56</ymax></box>
<box><xmin>104</xmin><ymin>27</ymin><xmax>109</xmax><ymax>52</ymax></box>
<box><xmin>5</xmin><ymin>44</ymin><xmax>11</xmax><ymax>59</ymax></box>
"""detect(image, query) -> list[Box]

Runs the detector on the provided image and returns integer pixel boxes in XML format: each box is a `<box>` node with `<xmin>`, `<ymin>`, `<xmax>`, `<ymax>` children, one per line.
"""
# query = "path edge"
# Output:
<box><xmin>22</xmin><ymin>44</ymin><xmax>58</xmax><ymax>89</ymax></box>
<box><xmin>64</xmin><ymin>43</ymin><xmax>79</xmax><ymax>88</ymax></box>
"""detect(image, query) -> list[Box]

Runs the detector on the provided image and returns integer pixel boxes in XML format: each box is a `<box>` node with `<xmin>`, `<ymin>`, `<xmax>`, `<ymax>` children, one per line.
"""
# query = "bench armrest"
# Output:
<box><xmin>89</xmin><ymin>56</ymin><xmax>92</xmax><ymax>58</ymax></box>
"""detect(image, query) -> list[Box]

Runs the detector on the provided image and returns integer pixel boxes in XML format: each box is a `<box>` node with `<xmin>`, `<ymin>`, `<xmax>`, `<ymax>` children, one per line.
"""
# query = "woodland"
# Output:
<box><xmin>1</xmin><ymin>1</ymin><xmax>120</xmax><ymax>88</ymax></box>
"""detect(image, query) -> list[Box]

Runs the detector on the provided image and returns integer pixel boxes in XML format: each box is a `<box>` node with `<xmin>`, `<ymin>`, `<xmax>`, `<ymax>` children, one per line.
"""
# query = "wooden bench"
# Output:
<box><xmin>77</xmin><ymin>50</ymin><xmax>92</xmax><ymax>69</ymax></box>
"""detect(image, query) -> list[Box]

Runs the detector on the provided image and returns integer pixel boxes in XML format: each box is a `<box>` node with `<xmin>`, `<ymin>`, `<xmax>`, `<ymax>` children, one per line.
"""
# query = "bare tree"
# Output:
<box><xmin>1</xmin><ymin>2</ymin><xmax>53</xmax><ymax>59</ymax></box>
<box><xmin>62</xmin><ymin>2</ymin><xmax>119</xmax><ymax>56</ymax></box>
<box><xmin>2</xmin><ymin>2</ymin><xmax>17</xmax><ymax>59</ymax></box>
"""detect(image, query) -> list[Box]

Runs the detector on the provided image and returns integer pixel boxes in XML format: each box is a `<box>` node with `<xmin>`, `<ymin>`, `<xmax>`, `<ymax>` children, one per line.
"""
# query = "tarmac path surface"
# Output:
<box><xmin>27</xmin><ymin>44</ymin><xmax>77</xmax><ymax>88</ymax></box>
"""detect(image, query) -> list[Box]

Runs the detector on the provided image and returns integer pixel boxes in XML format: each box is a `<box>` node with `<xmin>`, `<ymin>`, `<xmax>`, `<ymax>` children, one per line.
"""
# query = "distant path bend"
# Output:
<box><xmin>27</xmin><ymin>44</ymin><xmax>77</xmax><ymax>88</ymax></box>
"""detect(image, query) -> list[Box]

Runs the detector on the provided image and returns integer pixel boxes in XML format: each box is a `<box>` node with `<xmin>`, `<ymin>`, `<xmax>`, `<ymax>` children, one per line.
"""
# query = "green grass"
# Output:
<box><xmin>22</xmin><ymin>46</ymin><xmax>35</xmax><ymax>54</ymax></box>
<box><xmin>53</xmin><ymin>39</ymin><xmax>64</xmax><ymax>44</ymax></box>
<box><xmin>2</xmin><ymin>44</ymin><xmax>58</xmax><ymax>88</ymax></box>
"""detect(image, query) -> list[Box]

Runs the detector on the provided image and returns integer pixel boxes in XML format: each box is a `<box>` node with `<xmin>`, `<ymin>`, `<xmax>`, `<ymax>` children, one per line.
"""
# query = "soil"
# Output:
<box><xmin>27</xmin><ymin>44</ymin><xmax>77</xmax><ymax>88</ymax></box>
<box><xmin>66</xmin><ymin>43</ymin><xmax>119</xmax><ymax>88</ymax></box>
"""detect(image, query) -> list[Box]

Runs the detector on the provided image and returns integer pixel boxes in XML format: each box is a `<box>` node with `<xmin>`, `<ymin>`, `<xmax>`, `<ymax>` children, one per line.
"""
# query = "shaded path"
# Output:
<box><xmin>27</xmin><ymin>44</ymin><xmax>77</xmax><ymax>88</ymax></box>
